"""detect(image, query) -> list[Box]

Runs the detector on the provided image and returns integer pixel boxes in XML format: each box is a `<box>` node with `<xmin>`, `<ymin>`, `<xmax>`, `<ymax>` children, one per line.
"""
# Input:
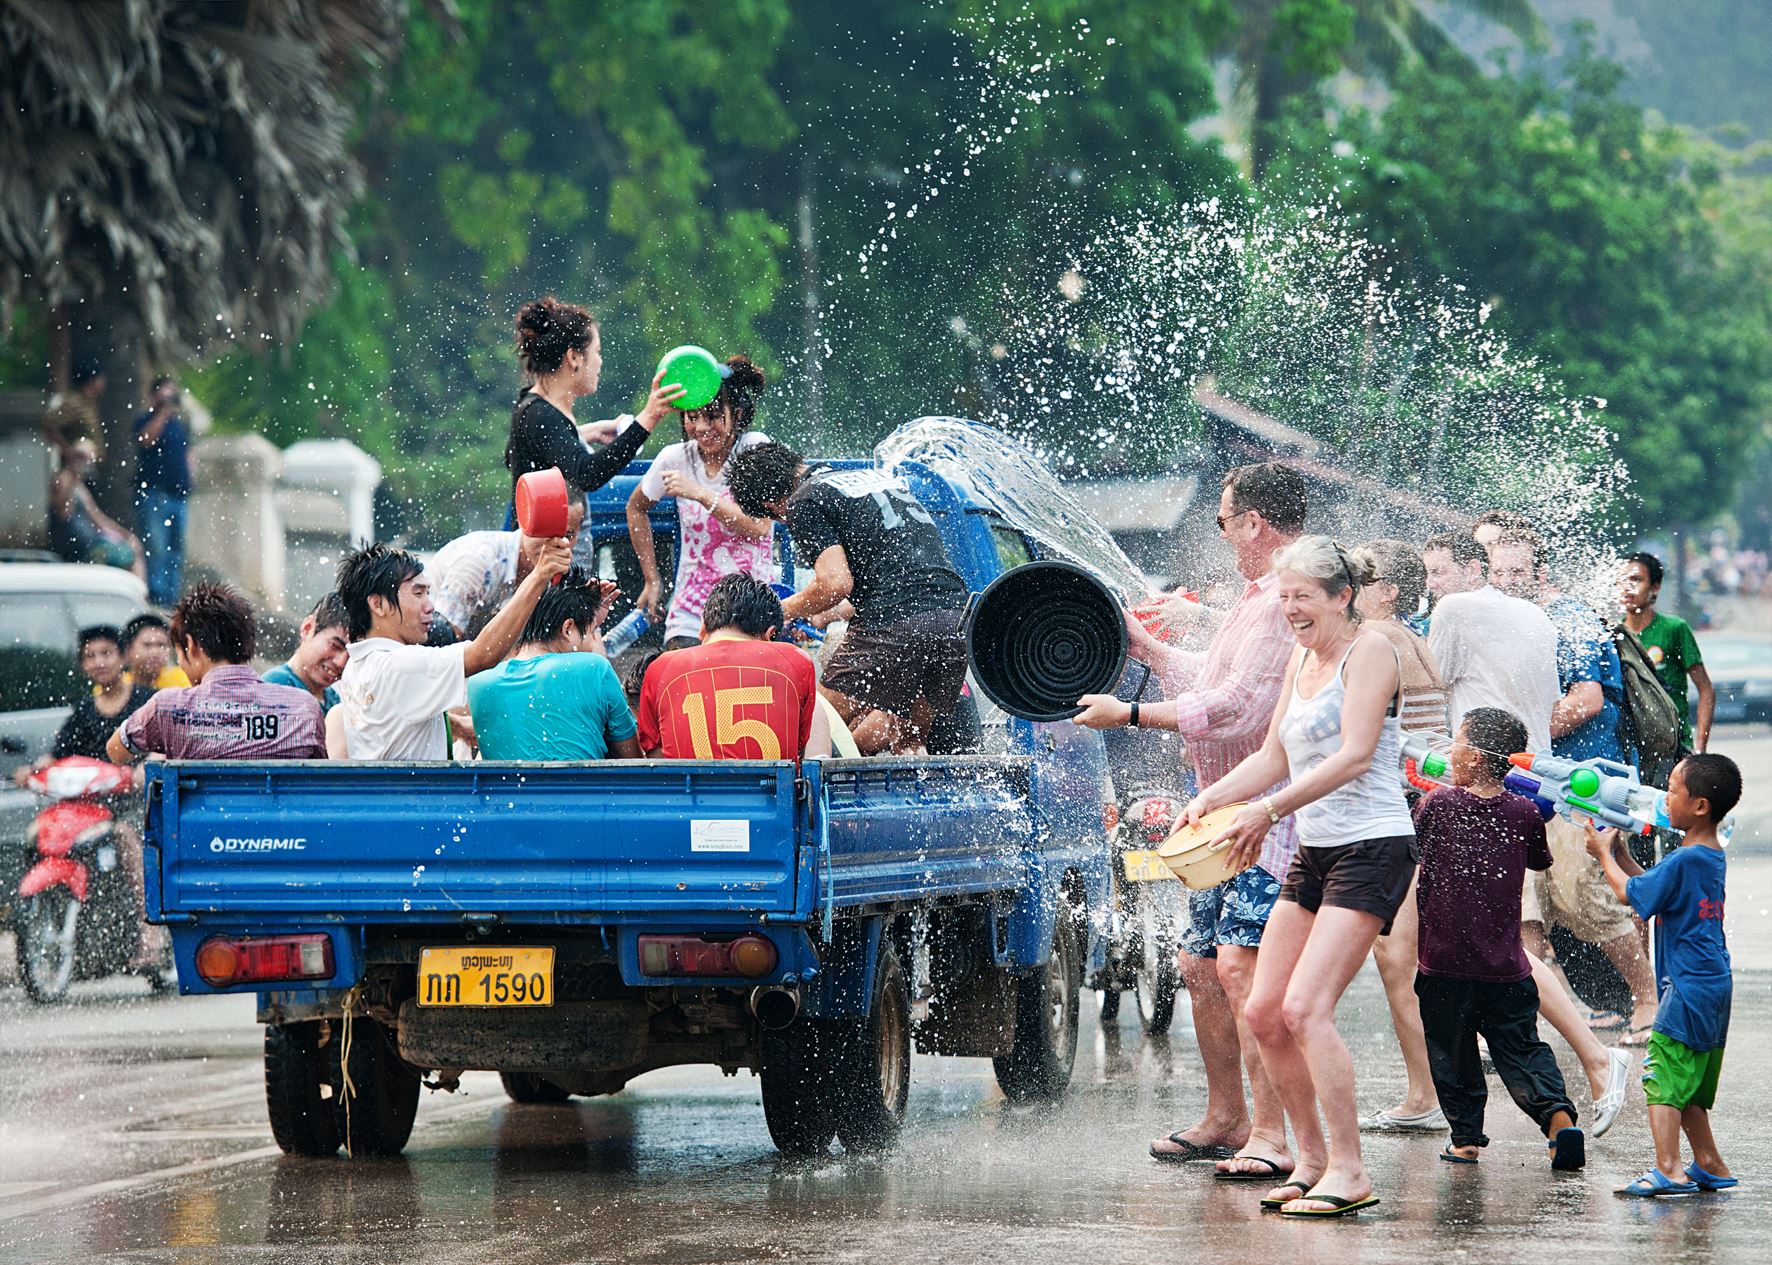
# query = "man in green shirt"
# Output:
<box><xmin>1621</xmin><ymin>552</ymin><xmax>1715</xmax><ymax>752</ymax></box>
<box><xmin>466</xmin><ymin>570</ymin><xmax>639</xmax><ymax>761</ymax></box>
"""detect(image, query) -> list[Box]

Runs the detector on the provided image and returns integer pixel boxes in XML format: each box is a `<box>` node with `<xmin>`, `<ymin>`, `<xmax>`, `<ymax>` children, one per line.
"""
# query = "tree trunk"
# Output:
<box><xmin>66</xmin><ymin>301</ymin><xmax>145</xmax><ymax>526</ymax></box>
<box><xmin>797</xmin><ymin>155</ymin><xmax>823</xmax><ymax>431</ymax></box>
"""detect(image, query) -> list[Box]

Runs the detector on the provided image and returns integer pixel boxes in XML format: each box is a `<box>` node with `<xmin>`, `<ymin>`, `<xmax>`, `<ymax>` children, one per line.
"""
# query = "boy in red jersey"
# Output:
<box><xmin>636</xmin><ymin>575</ymin><xmax>832</xmax><ymax>761</ymax></box>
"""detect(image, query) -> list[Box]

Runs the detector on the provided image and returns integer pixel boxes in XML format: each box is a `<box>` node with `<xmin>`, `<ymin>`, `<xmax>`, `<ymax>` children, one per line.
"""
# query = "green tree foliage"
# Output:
<box><xmin>1271</xmin><ymin>37</ymin><xmax>1772</xmax><ymax>533</ymax></box>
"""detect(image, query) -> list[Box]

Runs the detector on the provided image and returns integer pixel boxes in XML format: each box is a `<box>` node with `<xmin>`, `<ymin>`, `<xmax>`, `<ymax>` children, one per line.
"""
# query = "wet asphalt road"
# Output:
<box><xmin>3</xmin><ymin>727</ymin><xmax>1770</xmax><ymax>1264</ymax></box>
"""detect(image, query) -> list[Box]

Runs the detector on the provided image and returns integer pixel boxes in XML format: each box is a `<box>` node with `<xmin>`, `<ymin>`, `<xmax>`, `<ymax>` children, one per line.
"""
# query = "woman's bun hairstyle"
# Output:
<box><xmin>515</xmin><ymin>296</ymin><xmax>598</xmax><ymax>376</ymax></box>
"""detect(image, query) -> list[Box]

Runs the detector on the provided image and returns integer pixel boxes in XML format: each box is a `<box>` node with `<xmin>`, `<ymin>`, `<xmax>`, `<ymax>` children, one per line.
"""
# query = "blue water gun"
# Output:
<box><xmin>1504</xmin><ymin>753</ymin><xmax>1663</xmax><ymax>836</ymax></box>
<box><xmin>769</xmin><ymin>583</ymin><xmax>825</xmax><ymax>644</ymax></box>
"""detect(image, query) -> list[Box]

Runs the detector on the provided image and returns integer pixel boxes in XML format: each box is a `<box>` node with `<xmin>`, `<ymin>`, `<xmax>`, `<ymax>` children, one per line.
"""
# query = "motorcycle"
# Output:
<box><xmin>1095</xmin><ymin>784</ymin><xmax>1186</xmax><ymax>1034</ymax></box>
<box><xmin>14</xmin><ymin>755</ymin><xmax>171</xmax><ymax>1002</ymax></box>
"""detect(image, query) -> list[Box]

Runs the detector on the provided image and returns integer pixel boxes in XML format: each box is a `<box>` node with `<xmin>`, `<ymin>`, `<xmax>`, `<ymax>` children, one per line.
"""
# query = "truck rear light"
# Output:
<box><xmin>194</xmin><ymin>934</ymin><xmax>334</xmax><ymax>987</ymax></box>
<box><xmin>638</xmin><ymin>933</ymin><xmax>778</xmax><ymax>979</ymax></box>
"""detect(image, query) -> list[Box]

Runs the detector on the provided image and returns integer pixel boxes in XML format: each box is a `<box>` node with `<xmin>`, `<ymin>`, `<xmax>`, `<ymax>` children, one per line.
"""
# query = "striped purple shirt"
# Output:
<box><xmin>119</xmin><ymin>665</ymin><xmax>325</xmax><ymax>760</ymax></box>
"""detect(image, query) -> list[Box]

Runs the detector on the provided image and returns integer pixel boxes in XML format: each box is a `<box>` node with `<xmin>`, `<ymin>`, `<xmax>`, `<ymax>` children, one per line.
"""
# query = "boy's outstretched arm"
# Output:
<box><xmin>1583</xmin><ymin>823</ymin><xmax>1641</xmax><ymax>903</ymax></box>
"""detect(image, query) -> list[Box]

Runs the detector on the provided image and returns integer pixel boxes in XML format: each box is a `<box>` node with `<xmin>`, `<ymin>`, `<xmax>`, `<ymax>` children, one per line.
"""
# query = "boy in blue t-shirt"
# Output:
<box><xmin>1586</xmin><ymin>752</ymin><xmax>1741</xmax><ymax>1197</ymax></box>
<box><xmin>467</xmin><ymin>571</ymin><xmax>639</xmax><ymax>761</ymax></box>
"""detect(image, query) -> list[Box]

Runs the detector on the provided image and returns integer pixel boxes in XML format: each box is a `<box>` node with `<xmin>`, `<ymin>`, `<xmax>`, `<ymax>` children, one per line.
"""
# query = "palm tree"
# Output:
<box><xmin>1223</xmin><ymin>0</ymin><xmax>1546</xmax><ymax>178</ymax></box>
<box><xmin>0</xmin><ymin>0</ymin><xmax>405</xmax><ymax>511</ymax></box>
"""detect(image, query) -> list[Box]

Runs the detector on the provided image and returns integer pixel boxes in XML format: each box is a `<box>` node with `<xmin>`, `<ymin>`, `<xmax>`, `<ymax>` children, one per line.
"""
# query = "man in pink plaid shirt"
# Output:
<box><xmin>1076</xmin><ymin>462</ymin><xmax>1306</xmax><ymax>1179</ymax></box>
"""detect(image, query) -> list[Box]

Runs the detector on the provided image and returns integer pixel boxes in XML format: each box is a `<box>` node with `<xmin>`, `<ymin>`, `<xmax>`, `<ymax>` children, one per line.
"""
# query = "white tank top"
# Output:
<box><xmin>1278</xmin><ymin>633</ymin><xmax>1417</xmax><ymax>848</ymax></box>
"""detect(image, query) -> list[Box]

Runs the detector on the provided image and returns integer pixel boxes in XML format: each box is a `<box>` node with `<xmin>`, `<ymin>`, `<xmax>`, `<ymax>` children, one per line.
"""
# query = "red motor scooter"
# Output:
<box><xmin>14</xmin><ymin>755</ymin><xmax>171</xmax><ymax>1002</ymax></box>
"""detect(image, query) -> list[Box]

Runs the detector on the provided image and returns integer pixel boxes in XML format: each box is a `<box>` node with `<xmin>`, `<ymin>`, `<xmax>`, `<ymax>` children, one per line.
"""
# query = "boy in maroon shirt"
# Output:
<box><xmin>1412</xmin><ymin>707</ymin><xmax>1584</xmax><ymax>1169</ymax></box>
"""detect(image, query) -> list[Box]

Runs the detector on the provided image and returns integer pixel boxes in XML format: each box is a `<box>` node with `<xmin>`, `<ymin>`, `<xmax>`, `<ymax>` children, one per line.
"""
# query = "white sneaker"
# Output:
<box><xmin>1359</xmin><ymin>1106</ymin><xmax>1448</xmax><ymax>1132</ymax></box>
<box><xmin>1591</xmin><ymin>1047</ymin><xmax>1631</xmax><ymax>1139</ymax></box>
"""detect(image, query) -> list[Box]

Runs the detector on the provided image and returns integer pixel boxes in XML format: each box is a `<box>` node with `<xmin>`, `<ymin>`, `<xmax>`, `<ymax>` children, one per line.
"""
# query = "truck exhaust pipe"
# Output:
<box><xmin>749</xmin><ymin>985</ymin><xmax>801</xmax><ymax>1031</ymax></box>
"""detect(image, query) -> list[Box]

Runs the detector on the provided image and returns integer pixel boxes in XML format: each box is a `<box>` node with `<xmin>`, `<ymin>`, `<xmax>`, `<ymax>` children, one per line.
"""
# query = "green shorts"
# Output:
<box><xmin>1643</xmin><ymin>1030</ymin><xmax>1724</xmax><ymax>1110</ymax></box>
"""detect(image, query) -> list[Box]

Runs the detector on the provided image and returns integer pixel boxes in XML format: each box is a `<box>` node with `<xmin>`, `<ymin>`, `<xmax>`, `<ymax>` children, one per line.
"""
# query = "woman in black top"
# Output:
<box><xmin>12</xmin><ymin>626</ymin><xmax>155</xmax><ymax>786</ymax></box>
<box><xmin>504</xmin><ymin>296</ymin><xmax>686</xmax><ymax>498</ymax></box>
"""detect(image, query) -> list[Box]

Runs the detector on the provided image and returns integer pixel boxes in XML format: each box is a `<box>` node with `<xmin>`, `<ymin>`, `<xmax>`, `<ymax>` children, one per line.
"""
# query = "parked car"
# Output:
<box><xmin>1692</xmin><ymin>634</ymin><xmax>1772</xmax><ymax>725</ymax></box>
<box><xmin>0</xmin><ymin>558</ymin><xmax>148</xmax><ymax>924</ymax></box>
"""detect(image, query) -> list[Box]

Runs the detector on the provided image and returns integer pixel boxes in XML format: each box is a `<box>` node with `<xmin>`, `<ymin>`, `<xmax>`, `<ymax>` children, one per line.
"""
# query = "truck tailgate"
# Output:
<box><xmin>148</xmin><ymin>761</ymin><xmax>802</xmax><ymax>921</ymax></box>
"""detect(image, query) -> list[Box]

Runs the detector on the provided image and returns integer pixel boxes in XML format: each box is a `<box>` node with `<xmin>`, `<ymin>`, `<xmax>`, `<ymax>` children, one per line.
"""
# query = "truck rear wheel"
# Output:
<box><xmin>759</xmin><ymin>1018</ymin><xmax>838</xmax><ymax>1156</ymax></box>
<box><xmin>335</xmin><ymin>1017</ymin><xmax>421</xmax><ymax>1157</ymax></box>
<box><xmin>993</xmin><ymin>902</ymin><xmax>1081</xmax><ymax>1103</ymax></box>
<box><xmin>833</xmin><ymin>945</ymin><xmax>910</xmax><ymax>1152</ymax></box>
<box><xmin>500</xmin><ymin>1071</ymin><xmax>572</xmax><ymax>1104</ymax></box>
<box><xmin>264</xmin><ymin>1022</ymin><xmax>341</xmax><ymax>1156</ymax></box>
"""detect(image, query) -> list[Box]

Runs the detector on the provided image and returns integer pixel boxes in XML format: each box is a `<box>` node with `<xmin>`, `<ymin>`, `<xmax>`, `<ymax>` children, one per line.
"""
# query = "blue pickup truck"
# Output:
<box><xmin>144</xmin><ymin>455</ymin><xmax>1118</xmax><ymax>1159</ymax></box>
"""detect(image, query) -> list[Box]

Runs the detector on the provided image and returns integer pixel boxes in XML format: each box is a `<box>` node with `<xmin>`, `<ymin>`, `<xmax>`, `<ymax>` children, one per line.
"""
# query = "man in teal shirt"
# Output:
<box><xmin>1621</xmin><ymin>553</ymin><xmax>1715</xmax><ymax>752</ymax></box>
<box><xmin>263</xmin><ymin>593</ymin><xmax>349</xmax><ymax>713</ymax></box>
<box><xmin>468</xmin><ymin>571</ymin><xmax>639</xmax><ymax>760</ymax></box>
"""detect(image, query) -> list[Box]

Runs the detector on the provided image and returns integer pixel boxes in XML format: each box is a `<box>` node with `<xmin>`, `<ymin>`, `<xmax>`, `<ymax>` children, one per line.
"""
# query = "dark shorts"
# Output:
<box><xmin>1279</xmin><ymin>834</ymin><xmax>1418</xmax><ymax>934</ymax></box>
<box><xmin>823</xmin><ymin>609</ymin><xmax>967</xmax><ymax>719</ymax></box>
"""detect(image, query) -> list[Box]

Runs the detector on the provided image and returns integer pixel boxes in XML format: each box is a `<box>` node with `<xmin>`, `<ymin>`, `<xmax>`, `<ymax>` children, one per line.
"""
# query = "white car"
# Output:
<box><xmin>0</xmin><ymin>555</ymin><xmax>149</xmax><ymax>920</ymax></box>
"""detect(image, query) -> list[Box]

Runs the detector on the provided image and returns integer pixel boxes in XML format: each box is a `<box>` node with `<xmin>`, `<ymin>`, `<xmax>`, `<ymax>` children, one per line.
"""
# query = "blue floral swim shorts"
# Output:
<box><xmin>1178</xmin><ymin>865</ymin><xmax>1282</xmax><ymax>959</ymax></box>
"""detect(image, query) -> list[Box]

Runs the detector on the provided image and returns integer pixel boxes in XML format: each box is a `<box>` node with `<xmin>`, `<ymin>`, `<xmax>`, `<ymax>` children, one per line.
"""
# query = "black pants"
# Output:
<box><xmin>1414</xmin><ymin>973</ymin><xmax>1577</xmax><ymax>1149</ymax></box>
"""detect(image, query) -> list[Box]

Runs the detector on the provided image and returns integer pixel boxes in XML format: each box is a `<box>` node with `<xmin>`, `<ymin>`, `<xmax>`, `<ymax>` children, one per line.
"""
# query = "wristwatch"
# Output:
<box><xmin>1262</xmin><ymin>796</ymin><xmax>1281</xmax><ymax>824</ymax></box>
<box><xmin>1128</xmin><ymin>700</ymin><xmax>1140</xmax><ymax>728</ymax></box>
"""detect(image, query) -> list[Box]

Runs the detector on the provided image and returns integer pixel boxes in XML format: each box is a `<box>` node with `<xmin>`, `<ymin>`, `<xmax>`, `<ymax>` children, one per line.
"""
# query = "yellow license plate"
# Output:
<box><xmin>1122</xmin><ymin>850</ymin><xmax>1175</xmax><ymax>883</ymax></box>
<box><xmin>418</xmin><ymin>946</ymin><xmax>555</xmax><ymax>1007</ymax></box>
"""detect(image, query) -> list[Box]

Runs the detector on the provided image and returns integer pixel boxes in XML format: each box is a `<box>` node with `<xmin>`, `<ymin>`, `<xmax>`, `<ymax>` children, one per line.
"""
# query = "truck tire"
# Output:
<box><xmin>993</xmin><ymin>902</ymin><xmax>1081</xmax><ymax>1103</ymax></box>
<box><xmin>833</xmin><ymin>945</ymin><xmax>911</xmax><ymax>1152</ymax></box>
<box><xmin>759</xmin><ymin>1019</ymin><xmax>839</xmax><ymax>1157</ymax></box>
<box><xmin>335</xmin><ymin>1018</ymin><xmax>421</xmax><ymax>1157</ymax></box>
<box><xmin>500</xmin><ymin>1071</ymin><xmax>572</xmax><ymax>1104</ymax></box>
<box><xmin>264</xmin><ymin>1022</ymin><xmax>341</xmax><ymax>1157</ymax></box>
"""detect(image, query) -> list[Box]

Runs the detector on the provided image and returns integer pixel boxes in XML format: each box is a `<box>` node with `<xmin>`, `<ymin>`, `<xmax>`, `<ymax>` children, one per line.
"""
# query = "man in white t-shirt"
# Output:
<box><xmin>428</xmin><ymin>498</ymin><xmax>587</xmax><ymax>640</ymax></box>
<box><xmin>333</xmin><ymin>538</ymin><xmax>570</xmax><ymax>760</ymax></box>
<box><xmin>1423</xmin><ymin>530</ymin><xmax>1560</xmax><ymax>755</ymax></box>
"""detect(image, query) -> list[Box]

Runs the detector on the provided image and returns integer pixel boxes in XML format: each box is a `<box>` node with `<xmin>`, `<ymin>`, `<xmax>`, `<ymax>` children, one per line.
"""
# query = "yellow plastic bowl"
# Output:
<box><xmin>1157</xmin><ymin>803</ymin><xmax>1254</xmax><ymax>891</ymax></box>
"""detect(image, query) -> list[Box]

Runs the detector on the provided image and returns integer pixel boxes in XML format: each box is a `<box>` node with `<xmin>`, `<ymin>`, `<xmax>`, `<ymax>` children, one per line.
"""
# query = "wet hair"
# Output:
<box><xmin>1676</xmin><ymin>753</ymin><xmax>1741</xmax><ymax>822</ymax></box>
<box><xmin>1472</xmin><ymin>508</ymin><xmax>1533</xmax><ymax>535</ymax></box>
<box><xmin>171</xmin><ymin>583</ymin><xmax>257</xmax><ymax>665</ymax></box>
<box><xmin>514</xmin><ymin>295</ymin><xmax>598</xmax><ymax>377</ymax></box>
<box><xmin>1270</xmin><ymin>535</ymin><xmax>1375</xmax><ymax>614</ymax></box>
<box><xmin>520</xmin><ymin>569</ymin><xmax>604</xmax><ymax>645</ymax></box>
<box><xmin>306</xmin><ymin>592</ymin><xmax>350</xmax><ymax>635</ymax></box>
<box><xmin>1423</xmin><ymin>530</ymin><xmax>1488</xmax><ymax>571</ymax></box>
<box><xmin>1460</xmin><ymin>707</ymin><xmax>1528</xmax><ymax>781</ymax></box>
<box><xmin>1222</xmin><ymin>462</ymin><xmax>1308</xmax><ymax>534</ymax></box>
<box><xmin>682</xmin><ymin>354</ymin><xmax>768</xmax><ymax>442</ymax></box>
<box><xmin>72</xmin><ymin>360</ymin><xmax>104</xmax><ymax>387</ymax></box>
<box><xmin>1355</xmin><ymin>539</ymin><xmax>1427</xmax><ymax>614</ymax></box>
<box><xmin>625</xmin><ymin>649</ymin><xmax>666</xmax><ymax>710</ymax></box>
<box><xmin>77</xmin><ymin>624</ymin><xmax>122</xmax><ymax>655</ymax></box>
<box><xmin>150</xmin><ymin>374</ymin><xmax>176</xmax><ymax>391</ymax></box>
<box><xmin>1626</xmin><ymin>551</ymin><xmax>1664</xmax><ymax>589</ymax></box>
<box><xmin>335</xmin><ymin>542</ymin><xmax>426</xmax><ymax>640</ymax></box>
<box><xmin>700</xmin><ymin>574</ymin><xmax>783</xmax><ymax>638</ymax></box>
<box><xmin>1490</xmin><ymin>527</ymin><xmax>1546</xmax><ymax>570</ymax></box>
<box><xmin>727</xmin><ymin>441</ymin><xmax>805</xmax><ymax>518</ymax></box>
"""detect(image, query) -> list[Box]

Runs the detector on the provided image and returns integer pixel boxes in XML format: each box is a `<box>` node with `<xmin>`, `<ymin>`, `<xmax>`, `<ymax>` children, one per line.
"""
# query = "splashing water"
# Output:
<box><xmin>878</xmin><ymin>416</ymin><xmax>1149</xmax><ymax>599</ymax></box>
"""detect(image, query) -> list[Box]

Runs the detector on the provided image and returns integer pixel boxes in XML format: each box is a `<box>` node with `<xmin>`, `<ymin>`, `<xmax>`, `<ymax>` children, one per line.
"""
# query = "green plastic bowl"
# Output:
<box><xmin>655</xmin><ymin>345</ymin><xmax>725</xmax><ymax>412</ymax></box>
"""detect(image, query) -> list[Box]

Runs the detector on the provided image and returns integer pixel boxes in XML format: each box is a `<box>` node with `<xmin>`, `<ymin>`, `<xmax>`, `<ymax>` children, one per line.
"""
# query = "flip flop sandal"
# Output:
<box><xmin>1440</xmin><ymin>1145</ymin><xmax>1480</xmax><ymax>1165</ymax></box>
<box><xmin>1685</xmin><ymin>1162</ymin><xmax>1740</xmax><ymax>1191</ymax></box>
<box><xmin>1215</xmin><ymin>1155</ymin><xmax>1293</xmax><ymax>1181</ymax></box>
<box><xmin>1279</xmin><ymin>1194</ymin><xmax>1381</xmax><ymax>1218</ymax></box>
<box><xmin>1150</xmin><ymin>1135</ymin><xmax>1237</xmax><ymax>1163</ymax></box>
<box><xmin>1584</xmin><ymin>1010</ymin><xmax>1628</xmax><ymax>1032</ymax></box>
<box><xmin>1549</xmin><ymin>1128</ymin><xmax>1586</xmax><ymax>1171</ymax></box>
<box><xmin>1618</xmin><ymin>1169</ymin><xmax>1698</xmax><ymax>1198</ymax></box>
<box><xmin>1260</xmin><ymin>1179</ymin><xmax>1320</xmax><ymax>1211</ymax></box>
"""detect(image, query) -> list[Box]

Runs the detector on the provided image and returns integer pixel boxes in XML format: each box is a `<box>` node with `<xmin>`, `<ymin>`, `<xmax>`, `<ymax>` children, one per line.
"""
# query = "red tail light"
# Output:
<box><xmin>638</xmin><ymin>933</ymin><xmax>778</xmax><ymax>979</ymax></box>
<box><xmin>194</xmin><ymin>934</ymin><xmax>335</xmax><ymax>987</ymax></box>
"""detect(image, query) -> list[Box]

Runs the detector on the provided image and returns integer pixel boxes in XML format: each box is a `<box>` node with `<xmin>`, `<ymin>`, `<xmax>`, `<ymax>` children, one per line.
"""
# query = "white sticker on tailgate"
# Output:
<box><xmin>690</xmin><ymin>819</ymin><xmax>751</xmax><ymax>853</ymax></box>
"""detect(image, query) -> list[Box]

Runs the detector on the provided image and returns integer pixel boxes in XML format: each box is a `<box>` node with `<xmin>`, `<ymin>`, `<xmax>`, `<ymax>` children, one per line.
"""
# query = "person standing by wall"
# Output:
<box><xmin>133</xmin><ymin>375</ymin><xmax>193</xmax><ymax>607</ymax></box>
<box><xmin>1073</xmin><ymin>463</ymin><xmax>1306</xmax><ymax>1182</ymax></box>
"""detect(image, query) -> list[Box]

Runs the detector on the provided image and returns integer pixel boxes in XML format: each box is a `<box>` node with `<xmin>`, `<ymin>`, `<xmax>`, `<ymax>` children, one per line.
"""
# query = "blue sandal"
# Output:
<box><xmin>1686</xmin><ymin>1161</ymin><xmax>1740</xmax><ymax>1191</ymax></box>
<box><xmin>1618</xmin><ymin>1169</ymin><xmax>1699</xmax><ymax>1198</ymax></box>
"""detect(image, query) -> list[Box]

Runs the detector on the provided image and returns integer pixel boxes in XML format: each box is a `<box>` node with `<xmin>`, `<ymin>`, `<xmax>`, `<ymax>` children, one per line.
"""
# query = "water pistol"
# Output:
<box><xmin>1504</xmin><ymin>753</ymin><xmax>1663</xmax><ymax>836</ymax></box>
<box><xmin>1399</xmin><ymin>732</ymin><xmax>1453</xmax><ymax>794</ymax></box>
<box><xmin>768</xmin><ymin>583</ymin><xmax>826</xmax><ymax>645</ymax></box>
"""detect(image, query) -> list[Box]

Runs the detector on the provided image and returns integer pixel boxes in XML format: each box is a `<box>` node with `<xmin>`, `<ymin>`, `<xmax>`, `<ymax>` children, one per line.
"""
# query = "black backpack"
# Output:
<box><xmin>1612</xmin><ymin>624</ymin><xmax>1684</xmax><ymax>776</ymax></box>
